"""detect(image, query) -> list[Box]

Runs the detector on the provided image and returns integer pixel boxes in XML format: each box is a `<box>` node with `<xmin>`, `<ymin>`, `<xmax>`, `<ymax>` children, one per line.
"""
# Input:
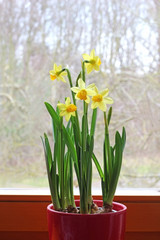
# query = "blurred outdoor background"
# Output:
<box><xmin>0</xmin><ymin>0</ymin><xmax>160</xmax><ymax>189</ymax></box>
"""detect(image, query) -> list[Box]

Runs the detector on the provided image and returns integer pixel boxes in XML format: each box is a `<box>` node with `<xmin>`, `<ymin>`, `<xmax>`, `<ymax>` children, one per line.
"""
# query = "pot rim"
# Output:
<box><xmin>47</xmin><ymin>200</ymin><xmax>127</xmax><ymax>216</ymax></box>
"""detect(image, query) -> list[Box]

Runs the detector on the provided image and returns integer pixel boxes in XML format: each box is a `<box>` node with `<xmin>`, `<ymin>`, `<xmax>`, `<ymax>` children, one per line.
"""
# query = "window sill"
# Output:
<box><xmin>0</xmin><ymin>188</ymin><xmax>160</xmax><ymax>240</ymax></box>
<box><xmin>0</xmin><ymin>187</ymin><xmax>160</xmax><ymax>195</ymax></box>
<box><xmin>0</xmin><ymin>187</ymin><xmax>160</xmax><ymax>201</ymax></box>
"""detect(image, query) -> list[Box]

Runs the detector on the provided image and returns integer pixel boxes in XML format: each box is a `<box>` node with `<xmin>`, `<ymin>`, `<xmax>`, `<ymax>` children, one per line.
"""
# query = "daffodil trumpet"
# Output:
<box><xmin>42</xmin><ymin>49</ymin><xmax>126</xmax><ymax>214</ymax></box>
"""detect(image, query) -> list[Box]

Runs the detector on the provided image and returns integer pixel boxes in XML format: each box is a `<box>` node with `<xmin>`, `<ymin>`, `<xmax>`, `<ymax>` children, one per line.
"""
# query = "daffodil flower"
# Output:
<box><xmin>82</xmin><ymin>49</ymin><xmax>101</xmax><ymax>74</ymax></box>
<box><xmin>91</xmin><ymin>87</ymin><xmax>113</xmax><ymax>112</ymax></box>
<box><xmin>57</xmin><ymin>97</ymin><xmax>77</xmax><ymax>121</ymax></box>
<box><xmin>49</xmin><ymin>64</ymin><xmax>67</xmax><ymax>82</ymax></box>
<box><xmin>71</xmin><ymin>78</ymin><xmax>95</xmax><ymax>104</ymax></box>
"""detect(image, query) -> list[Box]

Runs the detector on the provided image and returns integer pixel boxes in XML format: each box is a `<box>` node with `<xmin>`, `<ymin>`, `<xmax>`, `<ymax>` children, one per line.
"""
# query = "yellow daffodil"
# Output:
<box><xmin>91</xmin><ymin>87</ymin><xmax>113</xmax><ymax>112</ymax></box>
<box><xmin>82</xmin><ymin>49</ymin><xmax>101</xmax><ymax>74</ymax></box>
<box><xmin>57</xmin><ymin>97</ymin><xmax>77</xmax><ymax>121</ymax></box>
<box><xmin>71</xmin><ymin>78</ymin><xmax>95</xmax><ymax>104</ymax></box>
<box><xmin>49</xmin><ymin>63</ymin><xmax>67</xmax><ymax>82</ymax></box>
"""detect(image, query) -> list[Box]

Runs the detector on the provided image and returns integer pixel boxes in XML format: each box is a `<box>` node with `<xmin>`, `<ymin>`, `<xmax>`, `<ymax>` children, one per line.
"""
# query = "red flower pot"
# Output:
<box><xmin>47</xmin><ymin>200</ymin><xmax>127</xmax><ymax>240</ymax></box>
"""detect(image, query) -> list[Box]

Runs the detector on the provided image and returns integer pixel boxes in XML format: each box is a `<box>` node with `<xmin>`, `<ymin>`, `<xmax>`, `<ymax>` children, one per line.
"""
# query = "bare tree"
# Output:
<box><xmin>0</xmin><ymin>0</ymin><xmax>159</xmax><ymax>188</ymax></box>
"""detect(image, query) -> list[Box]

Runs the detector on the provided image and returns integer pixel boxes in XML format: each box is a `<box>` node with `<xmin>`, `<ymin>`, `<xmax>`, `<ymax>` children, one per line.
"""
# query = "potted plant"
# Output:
<box><xmin>41</xmin><ymin>49</ymin><xmax>127</xmax><ymax>240</ymax></box>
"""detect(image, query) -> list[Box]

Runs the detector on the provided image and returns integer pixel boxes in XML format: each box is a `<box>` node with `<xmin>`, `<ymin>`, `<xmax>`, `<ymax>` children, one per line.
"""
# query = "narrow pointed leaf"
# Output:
<box><xmin>122</xmin><ymin>127</ymin><xmax>126</xmax><ymax>151</ymax></box>
<box><xmin>107</xmin><ymin>107</ymin><xmax>112</xmax><ymax>126</ymax></box>
<box><xmin>107</xmin><ymin>131</ymin><xmax>123</xmax><ymax>204</ymax></box>
<box><xmin>92</xmin><ymin>153</ymin><xmax>104</xmax><ymax>179</ymax></box>
<box><xmin>90</xmin><ymin>109</ymin><xmax>97</xmax><ymax>136</ymax></box>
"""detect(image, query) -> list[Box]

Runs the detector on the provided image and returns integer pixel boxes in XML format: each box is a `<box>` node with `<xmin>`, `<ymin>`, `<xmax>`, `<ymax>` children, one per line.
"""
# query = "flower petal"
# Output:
<box><xmin>71</xmin><ymin>87</ymin><xmax>79</xmax><ymax>93</ymax></box>
<box><xmin>100</xmin><ymin>88</ymin><xmax>109</xmax><ymax>97</ymax></box>
<box><xmin>75</xmin><ymin>93</ymin><xmax>80</xmax><ymax>100</ymax></box>
<box><xmin>86</xmin><ymin>89</ymin><xmax>96</xmax><ymax>96</ymax></box>
<box><xmin>61</xmin><ymin>71</ymin><xmax>67</xmax><ymax>76</ymax></box>
<box><xmin>96</xmin><ymin>57</ymin><xmax>101</xmax><ymax>66</ymax></box>
<box><xmin>91</xmin><ymin>101</ymin><xmax>98</xmax><ymax>109</ymax></box>
<box><xmin>90</xmin><ymin>49</ymin><xmax>95</xmax><ymax>58</ymax></box>
<box><xmin>53</xmin><ymin>63</ymin><xmax>57</xmax><ymax>71</ymax></box>
<box><xmin>65</xmin><ymin>113</ymin><xmax>71</xmax><ymax>121</ymax></box>
<box><xmin>93</xmin><ymin>86</ymin><xmax>99</xmax><ymax>94</ymax></box>
<box><xmin>85</xmin><ymin>95</ymin><xmax>90</xmax><ymax>104</ymax></box>
<box><xmin>58</xmin><ymin>75</ymin><xmax>66</xmax><ymax>82</ymax></box>
<box><xmin>82</xmin><ymin>54</ymin><xmax>91</xmax><ymax>61</ymax></box>
<box><xmin>93</xmin><ymin>64</ymin><xmax>100</xmax><ymax>71</ymax></box>
<box><xmin>49</xmin><ymin>70</ymin><xmax>55</xmax><ymax>75</ymax></box>
<box><xmin>57</xmin><ymin>103</ymin><xmax>66</xmax><ymax>111</ymax></box>
<box><xmin>86</xmin><ymin>83</ymin><xmax>95</xmax><ymax>89</ymax></box>
<box><xmin>59</xmin><ymin>110</ymin><xmax>67</xmax><ymax>116</ymax></box>
<box><xmin>71</xmin><ymin>112</ymin><xmax>76</xmax><ymax>117</ymax></box>
<box><xmin>56</xmin><ymin>65</ymin><xmax>62</xmax><ymax>72</ymax></box>
<box><xmin>86</xmin><ymin>64</ymin><xmax>94</xmax><ymax>74</ymax></box>
<box><xmin>65</xmin><ymin>97</ymin><xmax>71</xmax><ymax>105</ymax></box>
<box><xmin>98</xmin><ymin>102</ymin><xmax>107</xmax><ymax>112</ymax></box>
<box><xmin>78</xmin><ymin>78</ymin><xmax>85</xmax><ymax>89</ymax></box>
<box><xmin>103</xmin><ymin>97</ymin><xmax>114</xmax><ymax>104</ymax></box>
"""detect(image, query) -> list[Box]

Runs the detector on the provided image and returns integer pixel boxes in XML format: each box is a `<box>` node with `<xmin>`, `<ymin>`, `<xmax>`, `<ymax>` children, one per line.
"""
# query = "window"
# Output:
<box><xmin>0</xmin><ymin>0</ymin><xmax>159</xmax><ymax>190</ymax></box>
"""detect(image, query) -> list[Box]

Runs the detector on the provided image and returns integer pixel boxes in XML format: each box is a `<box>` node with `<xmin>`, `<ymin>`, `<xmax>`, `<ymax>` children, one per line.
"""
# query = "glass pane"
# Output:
<box><xmin>0</xmin><ymin>0</ymin><xmax>159</xmax><ymax>189</ymax></box>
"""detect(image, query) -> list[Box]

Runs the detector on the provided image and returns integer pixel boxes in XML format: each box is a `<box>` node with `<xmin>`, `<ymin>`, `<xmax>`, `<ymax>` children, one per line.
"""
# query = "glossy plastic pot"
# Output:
<box><xmin>47</xmin><ymin>200</ymin><xmax>127</xmax><ymax>240</ymax></box>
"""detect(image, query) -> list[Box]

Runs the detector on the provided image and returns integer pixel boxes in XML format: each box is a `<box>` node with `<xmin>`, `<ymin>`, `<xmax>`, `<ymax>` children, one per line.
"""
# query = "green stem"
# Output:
<box><xmin>90</xmin><ymin>109</ymin><xmax>97</xmax><ymax>137</ymax></box>
<box><xmin>63</xmin><ymin>68</ymin><xmax>82</xmax><ymax>208</ymax></box>
<box><xmin>82</xmin><ymin>102</ymin><xmax>88</xmax><ymax>151</ymax></box>
<box><xmin>63</xmin><ymin>68</ymin><xmax>76</xmax><ymax>104</ymax></box>
<box><xmin>82</xmin><ymin>60</ymin><xmax>89</xmax><ymax>83</ymax></box>
<box><xmin>70</xmin><ymin>156</ymin><xmax>76</xmax><ymax>207</ymax></box>
<box><xmin>60</xmin><ymin>117</ymin><xmax>65</xmax><ymax>209</ymax></box>
<box><xmin>87</xmin><ymin>165</ymin><xmax>92</xmax><ymax>214</ymax></box>
<box><xmin>104</xmin><ymin>112</ymin><xmax>112</xmax><ymax>187</ymax></box>
<box><xmin>80</xmin><ymin>101</ymin><xmax>88</xmax><ymax>214</ymax></box>
<box><xmin>82</xmin><ymin>61</ymin><xmax>86</xmax><ymax>83</ymax></box>
<box><xmin>64</xmin><ymin>68</ymin><xmax>82</xmax><ymax>147</ymax></box>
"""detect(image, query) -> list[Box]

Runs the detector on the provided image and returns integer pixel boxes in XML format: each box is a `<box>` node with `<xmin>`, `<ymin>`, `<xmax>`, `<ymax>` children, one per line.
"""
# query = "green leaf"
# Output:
<box><xmin>56</xmin><ymin>174</ymin><xmax>60</xmax><ymax>203</ymax></box>
<box><xmin>103</xmin><ymin>139</ymin><xmax>109</xmax><ymax>193</ymax></box>
<box><xmin>87</xmin><ymin>157</ymin><xmax>92</xmax><ymax>198</ymax></box>
<box><xmin>107</xmin><ymin>131</ymin><xmax>123</xmax><ymax>205</ymax></box>
<box><xmin>101</xmin><ymin>178</ymin><xmax>107</xmax><ymax>204</ymax></box>
<box><xmin>64</xmin><ymin>152</ymin><xmax>69</xmax><ymax>189</ymax></box>
<box><xmin>41</xmin><ymin>136</ymin><xmax>49</xmax><ymax>174</ymax></box>
<box><xmin>44</xmin><ymin>133</ymin><xmax>52</xmax><ymax>171</ymax></box>
<box><xmin>72</xmin><ymin>118</ymin><xmax>80</xmax><ymax>159</ymax></box>
<box><xmin>62</xmin><ymin>126</ymin><xmax>78</xmax><ymax>164</ymax></box>
<box><xmin>90</xmin><ymin>109</ymin><xmax>97</xmax><ymax>136</ymax></box>
<box><xmin>45</xmin><ymin>102</ymin><xmax>79</xmax><ymax>184</ymax></box>
<box><xmin>41</xmin><ymin>136</ymin><xmax>60</xmax><ymax>210</ymax></box>
<box><xmin>51</xmin><ymin>161</ymin><xmax>61</xmax><ymax>209</ymax></box>
<box><xmin>87</xmin><ymin>135</ymin><xmax>94</xmax><ymax>161</ymax></box>
<box><xmin>86</xmin><ymin>136</ymin><xmax>94</xmax><ymax>199</ymax></box>
<box><xmin>92</xmin><ymin>153</ymin><xmax>104</xmax><ymax>179</ymax></box>
<box><xmin>107</xmin><ymin>107</ymin><xmax>112</xmax><ymax>126</ymax></box>
<box><xmin>69</xmin><ymin>156</ymin><xmax>75</xmax><ymax>207</ymax></box>
<box><xmin>82</xmin><ymin>115</ymin><xmax>86</xmax><ymax>152</ymax></box>
<box><xmin>110</xmin><ymin>146</ymin><xmax>115</xmax><ymax>168</ymax></box>
<box><xmin>45</xmin><ymin>102</ymin><xmax>60</xmax><ymax>129</ymax></box>
<box><xmin>122</xmin><ymin>127</ymin><xmax>126</xmax><ymax>151</ymax></box>
<box><xmin>66</xmin><ymin>119</ymin><xmax>71</xmax><ymax>130</ymax></box>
